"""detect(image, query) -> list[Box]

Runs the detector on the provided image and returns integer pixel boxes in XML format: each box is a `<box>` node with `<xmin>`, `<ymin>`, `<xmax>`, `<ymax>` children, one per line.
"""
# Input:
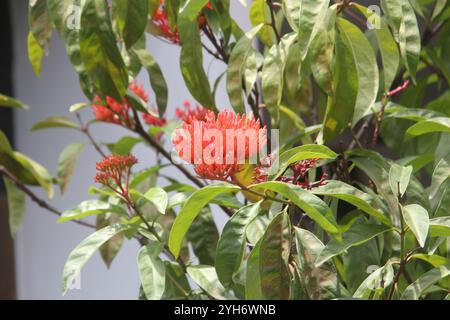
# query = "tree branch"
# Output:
<box><xmin>76</xmin><ymin>113</ymin><xmax>107</xmax><ymax>158</ymax></box>
<box><xmin>0</xmin><ymin>166</ymin><xmax>96</xmax><ymax>229</ymax></box>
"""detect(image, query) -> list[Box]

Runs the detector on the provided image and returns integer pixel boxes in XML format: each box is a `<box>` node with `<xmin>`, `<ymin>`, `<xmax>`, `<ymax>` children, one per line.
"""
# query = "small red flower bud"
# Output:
<box><xmin>94</xmin><ymin>154</ymin><xmax>138</xmax><ymax>200</ymax></box>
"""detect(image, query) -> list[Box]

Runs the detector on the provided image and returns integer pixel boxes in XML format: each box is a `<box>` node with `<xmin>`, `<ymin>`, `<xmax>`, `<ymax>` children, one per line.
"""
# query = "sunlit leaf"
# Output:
<box><xmin>31</xmin><ymin>116</ymin><xmax>79</xmax><ymax>131</ymax></box>
<box><xmin>389</xmin><ymin>163</ymin><xmax>413</xmax><ymax>197</ymax></box>
<box><xmin>58</xmin><ymin>200</ymin><xmax>127</xmax><ymax>223</ymax></box>
<box><xmin>62</xmin><ymin>224</ymin><xmax>132</xmax><ymax>294</ymax></box>
<box><xmin>187</xmin><ymin>265</ymin><xmax>233</xmax><ymax>300</ymax></box>
<box><xmin>226</xmin><ymin>24</ymin><xmax>263</xmax><ymax>113</ymax></box>
<box><xmin>401</xmin><ymin>266</ymin><xmax>450</xmax><ymax>300</ymax></box>
<box><xmin>168</xmin><ymin>183</ymin><xmax>240</xmax><ymax>258</ymax></box>
<box><xmin>402</xmin><ymin>204</ymin><xmax>429</xmax><ymax>248</ymax></box>
<box><xmin>138</xmin><ymin>243</ymin><xmax>166</xmax><ymax>300</ymax></box>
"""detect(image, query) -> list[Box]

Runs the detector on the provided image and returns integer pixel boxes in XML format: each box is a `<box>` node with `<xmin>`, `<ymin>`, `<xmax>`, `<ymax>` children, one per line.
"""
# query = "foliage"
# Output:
<box><xmin>0</xmin><ymin>0</ymin><xmax>449</xmax><ymax>300</ymax></box>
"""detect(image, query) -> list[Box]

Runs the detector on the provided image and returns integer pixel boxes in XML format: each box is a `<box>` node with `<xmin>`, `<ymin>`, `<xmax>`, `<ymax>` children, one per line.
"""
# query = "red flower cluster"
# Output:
<box><xmin>91</xmin><ymin>81</ymin><xmax>167</xmax><ymax>132</ymax></box>
<box><xmin>129</xmin><ymin>81</ymin><xmax>149</xmax><ymax>103</ymax></box>
<box><xmin>172</xmin><ymin>108</ymin><xmax>266</xmax><ymax>182</ymax></box>
<box><xmin>152</xmin><ymin>1</ymin><xmax>180</xmax><ymax>44</ymax></box>
<box><xmin>255</xmin><ymin>157</ymin><xmax>328</xmax><ymax>189</ymax></box>
<box><xmin>175</xmin><ymin>100</ymin><xmax>209</xmax><ymax>124</ymax></box>
<box><xmin>92</xmin><ymin>95</ymin><xmax>131</xmax><ymax>126</ymax></box>
<box><xmin>151</xmin><ymin>1</ymin><xmax>213</xmax><ymax>45</ymax></box>
<box><xmin>92</xmin><ymin>81</ymin><xmax>145</xmax><ymax>127</ymax></box>
<box><xmin>143</xmin><ymin>112</ymin><xmax>167</xmax><ymax>127</ymax></box>
<box><xmin>94</xmin><ymin>154</ymin><xmax>138</xmax><ymax>199</ymax></box>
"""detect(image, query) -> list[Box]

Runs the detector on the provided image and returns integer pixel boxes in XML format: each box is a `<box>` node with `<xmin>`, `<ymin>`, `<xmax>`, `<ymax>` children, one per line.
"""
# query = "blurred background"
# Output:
<box><xmin>0</xmin><ymin>0</ymin><xmax>251</xmax><ymax>299</ymax></box>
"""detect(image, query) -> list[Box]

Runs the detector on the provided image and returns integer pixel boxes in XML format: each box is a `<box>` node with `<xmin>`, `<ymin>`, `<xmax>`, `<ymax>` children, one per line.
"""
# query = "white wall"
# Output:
<box><xmin>12</xmin><ymin>0</ymin><xmax>250</xmax><ymax>299</ymax></box>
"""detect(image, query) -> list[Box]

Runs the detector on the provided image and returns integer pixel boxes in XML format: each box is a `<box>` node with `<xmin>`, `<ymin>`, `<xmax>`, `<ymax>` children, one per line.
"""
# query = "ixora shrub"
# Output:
<box><xmin>1</xmin><ymin>0</ymin><xmax>450</xmax><ymax>300</ymax></box>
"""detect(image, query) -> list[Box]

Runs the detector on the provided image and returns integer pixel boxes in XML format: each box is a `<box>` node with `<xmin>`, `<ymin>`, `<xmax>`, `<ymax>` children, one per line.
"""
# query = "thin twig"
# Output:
<box><xmin>266</xmin><ymin>0</ymin><xmax>281</xmax><ymax>43</ymax></box>
<box><xmin>0</xmin><ymin>166</ymin><xmax>96</xmax><ymax>229</ymax></box>
<box><xmin>201</xmin><ymin>43</ymin><xmax>223</xmax><ymax>61</ymax></box>
<box><xmin>76</xmin><ymin>113</ymin><xmax>107</xmax><ymax>157</ymax></box>
<box><xmin>132</xmin><ymin>110</ymin><xmax>205</xmax><ymax>189</ymax></box>
<box><xmin>201</xmin><ymin>24</ymin><xmax>229</xmax><ymax>63</ymax></box>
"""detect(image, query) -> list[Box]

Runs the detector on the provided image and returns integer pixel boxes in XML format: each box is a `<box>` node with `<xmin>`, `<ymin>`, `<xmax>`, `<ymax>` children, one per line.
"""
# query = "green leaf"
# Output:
<box><xmin>298</xmin><ymin>0</ymin><xmax>330</xmax><ymax>60</ymax></box>
<box><xmin>134</xmin><ymin>49</ymin><xmax>168</xmax><ymax>116</ymax></box>
<box><xmin>409</xmin><ymin>254</ymin><xmax>450</xmax><ymax>268</ymax></box>
<box><xmin>57</xmin><ymin>143</ymin><xmax>85</xmax><ymax>195</ymax></box>
<box><xmin>402</xmin><ymin>204</ymin><xmax>429</xmax><ymax>247</ymax></box>
<box><xmin>178</xmin><ymin>0</ymin><xmax>215</xmax><ymax>109</ymax></box>
<box><xmin>130</xmin><ymin>165</ymin><xmax>169</xmax><ymax>188</ymax></box>
<box><xmin>386</xmin><ymin>103</ymin><xmax>445</xmax><ymax>121</ymax></box>
<box><xmin>337</xmin><ymin>18</ymin><xmax>379</xmax><ymax>126</ymax></box>
<box><xmin>259</xmin><ymin>211</ymin><xmax>292</xmax><ymax>300</ymax></box>
<box><xmin>389</xmin><ymin>164</ymin><xmax>413</xmax><ymax>197</ymax></box>
<box><xmin>112</xmin><ymin>0</ymin><xmax>148</xmax><ymax>49</ymax></box>
<box><xmin>271</xmin><ymin>144</ymin><xmax>337</xmax><ymax>179</ymax></box>
<box><xmin>262</xmin><ymin>43</ymin><xmax>284</xmax><ymax>125</ymax></box>
<box><xmin>309</xmin><ymin>29</ymin><xmax>334</xmax><ymax>96</ymax></box>
<box><xmin>109</xmin><ymin>136</ymin><xmax>141</xmax><ymax>155</ymax></box>
<box><xmin>294</xmin><ymin>227</ymin><xmax>341</xmax><ymax>300</ymax></box>
<box><xmin>57</xmin><ymin>200</ymin><xmax>127</xmax><ymax>223</ymax></box>
<box><xmin>215</xmin><ymin>202</ymin><xmax>261</xmax><ymax>288</ymax></box>
<box><xmin>398</xmin><ymin>0</ymin><xmax>421</xmax><ymax>82</ymax></box>
<box><xmin>406</xmin><ymin>117</ymin><xmax>450</xmax><ymax>137</ymax></box>
<box><xmin>79</xmin><ymin>0</ymin><xmax>128</xmax><ymax>101</ymax></box>
<box><xmin>311</xmin><ymin>180</ymin><xmax>392</xmax><ymax>226</ymax></box>
<box><xmin>137</xmin><ymin>243</ymin><xmax>166</xmax><ymax>300</ymax></box>
<box><xmin>320</xmin><ymin>22</ymin><xmax>358</xmax><ymax>142</ymax></box>
<box><xmin>226</xmin><ymin>24</ymin><xmax>263</xmax><ymax>113</ymax></box>
<box><xmin>401</xmin><ymin>266</ymin><xmax>450</xmax><ymax>300</ymax></box>
<box><xmin>62</xmin><ymin>224</ymin><xmax>132</xmax><ymax>294</ymax></box>
<box><xmin>315</xmin><ymin>224</ymin><xmax>392</xmax><ymax>266</ymax></box>
<box><xmin>429</xmin><ymin>155</ymin><xmax>450</xmax><ymax>200</ymax></box>
<box><xmin>429</xmin><ymin>217</ymin><xmax>450</xmax><ymax>237</ymax></box>
<box><xmin>140</xmin><ymin>187</ymin><xmax>168</xmax><ymax>214</ymax></box>
<box><xmin>69</xmin><ymin>102</ymin><xmax>89</xmax><ymax>113</ymax></box>
<box><xmin>295</xmin><ymin>227</ymin><xmax>325</xmax><ymax>266</ymax></box>
<box><xmin>12</xmin><ymin>152</ymin><xmax>54</xmax><ymax>198</ymax></box>
<box><xmin>28</xmin><ymin>0</ymin><xmax>53</xmax><ymax>52</ymax></box>
<box><xmin>31</xmin><ymin>116</ymin><xmax>79</xmax><ymax>131</ymax></box>
<box><xmin>168</xmin><ymin>183</ymin><xmax>240</xmax><ymax>258</ymax></box>
<box><xmin>245</xmin><ymin>238</ymin><xmax>264</xmax><ymax>299</ymax></box>
<box><xmin>187</xmin><ymin>265</ymin><xmax>233</xmax><ymax>300</ymax></box>
<box><xmin>252</xmin><ymin>181</ymin><xmax>339</xmax><ymax>234</ymax></box>
<box><xmin>187</xmin><ymin>207</ymin><xmax>219</xmax><ymax>265</ymax></box>
<box><xmin>0</xmin><ymin>129</ymin><xmax>12</xmax><ymax>153</ymax></box>
<box><xmin>28</xmin><ymin>32</ymin><xmax>44</xmax><ymax>77</ymax></box>
<box><xmin>262</xmin><ymin>44</ymin><xmax>284</xmax><ymax>124</ymax></box>
<box><xmin>96</xmin><ymin>213</ymin><xmax>124</xmax><ymax>268</ymax></box>
<box><xmin>0</xmin><ymin>94</ymin><xmax>29</xmax><ymax>110</ymax></box>
<box><xmin>249</xmin><ymin>0</ymin><xmax>273</xmax><ymax>46</ymax></box>
<box><xmin>162</xmin><ymin>261</ymin><xmax>191</xmax><ymax>299</ymax></box>
<box><xmin>353</xmin><ymin>3</ymin><xmax>399</xmax><ymax>92</ymax></box>
<box><xmin>349</xmin><ymin>153</ymin><xmax>400</xmax><ymax>222</ymax></box>
<box><xmin>3</xmin><ymin>177</ymin><xmax>25</xmax><ymax>237</ymax></box>
<box><xmin>380</xmin><ymin>0</ymin><xmax>403</xmax><ymax>41</ymax></box>
<box><xmin>282</xmin><ymin>0</ymin><xmax>300</xmax><ymax>32</ymax></box>
<box><xmin>353</xmin><ymin>261</ymin><xmax>394</xmax><ymax>299</ymax></box>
